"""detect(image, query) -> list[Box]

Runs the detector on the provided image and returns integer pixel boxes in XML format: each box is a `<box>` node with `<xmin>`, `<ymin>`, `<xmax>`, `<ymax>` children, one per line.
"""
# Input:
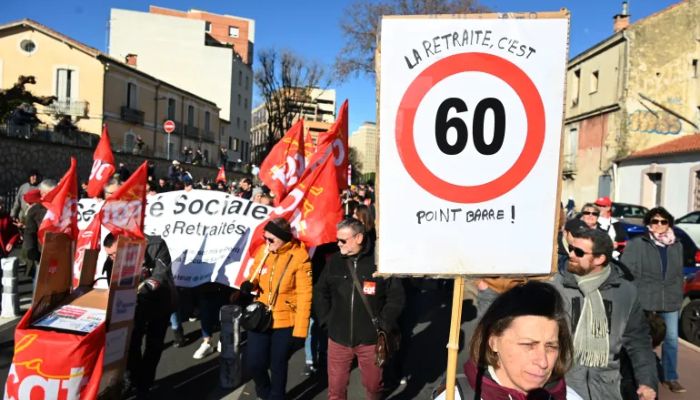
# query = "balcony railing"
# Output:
<box><xmin>184</xmin><ymin>125</ymin><xmax>199</xmax><ymax>138</ymax></box>
<box><xmin>45</xmin><ymin>100</ymin><xmax>89</xmax><ymax>117</ymax></box>
<box><xmin>120</xmin><ymin>106</ymin><xmax>145</xmax><ymax>125</ymax></box>
<box><xmin>201</xmin><ymin>130</ymin><xmax>216</xmax><ymax>143</ymax></box>
<box><xmin>562</xmin><ymin>154</ymin><xmax>576</xmax><ymax>174</ymax></box>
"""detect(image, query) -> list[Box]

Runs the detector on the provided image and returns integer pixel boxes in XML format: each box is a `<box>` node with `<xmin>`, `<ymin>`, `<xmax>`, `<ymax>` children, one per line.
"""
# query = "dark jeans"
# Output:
<box><xmin>245</xmin><ymin>328</ymin><xmax>294</xmax><ymax>400</ymax></box>
<box><xmin>127</xmin><ymin>302</ymin><xmax>170</xmax><ymax>392</ymax></box>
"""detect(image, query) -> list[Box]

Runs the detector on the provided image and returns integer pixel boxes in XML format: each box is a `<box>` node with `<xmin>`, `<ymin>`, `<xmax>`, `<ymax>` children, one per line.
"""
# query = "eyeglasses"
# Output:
<box><xmin>264</xmin><ymin>236</ymin><xmax>275</xmax><ymax>244</ymax></box>
<box><xmin>337</xmin><ymin>233</ymin><xmax>358</xmax><ymax>245</ymax></box>
<box><xmin>568</xmin><ymin>245</ymin><xmax>592</xmax><ymax>258</ymax></box>
<box><xmin>650</xmin><ymin>218</ymin><xmax>669</xmax><ymax>226</ymax></box>
<box><xmin>581</xmin><ymin>211</ymin><xmax>600</xmax><ymax>216</ymax></box>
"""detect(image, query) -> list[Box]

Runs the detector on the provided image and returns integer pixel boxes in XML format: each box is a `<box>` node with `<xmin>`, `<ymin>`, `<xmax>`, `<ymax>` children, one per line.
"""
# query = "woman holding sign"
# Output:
<box><xmin>462</xmin><ymin>281</ymin><xmax>582</xmax><ymax>400</ymax></box>
<box><xmin>240</xmin><ymin>217</ymin><xmax>313</xmax><ymax>400</ymax></box>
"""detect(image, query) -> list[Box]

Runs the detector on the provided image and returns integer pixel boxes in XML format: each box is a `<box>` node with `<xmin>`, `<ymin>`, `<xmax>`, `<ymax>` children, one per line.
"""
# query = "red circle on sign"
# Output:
<box><xmin>396</xmin><ymin>52</ymin><xmax>545</xmax><ymax>203</ymax></box>
<box><xmin>163</xmin><ymin>120</ymin><xmax>176</xmax><ymax>134</ymax></box>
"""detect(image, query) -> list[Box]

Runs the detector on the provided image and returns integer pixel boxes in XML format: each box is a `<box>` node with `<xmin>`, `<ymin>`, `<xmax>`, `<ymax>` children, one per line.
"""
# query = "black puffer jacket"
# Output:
<box><xmin>314</xmin><ymin>241</ymin><xmax>404</xmax><ymax>347</ymax></box>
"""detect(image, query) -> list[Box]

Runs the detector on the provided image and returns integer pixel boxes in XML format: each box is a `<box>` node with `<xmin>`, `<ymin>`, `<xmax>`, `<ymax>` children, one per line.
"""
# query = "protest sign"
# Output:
<box><xmin>378</xmin><ymin>12</ymin><xmax>569</xmax><ymax>276</ymax></box>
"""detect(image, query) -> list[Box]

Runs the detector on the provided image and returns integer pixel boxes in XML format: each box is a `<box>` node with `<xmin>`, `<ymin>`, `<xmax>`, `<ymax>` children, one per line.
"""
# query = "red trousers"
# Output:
<box><xmin>327</xmin><ymin>338</ymin><xmax>383</xmax><ymax>400</ymax></box>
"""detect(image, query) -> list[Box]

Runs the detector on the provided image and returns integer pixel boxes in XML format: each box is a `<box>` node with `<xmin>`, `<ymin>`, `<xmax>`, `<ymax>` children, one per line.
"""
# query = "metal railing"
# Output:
<box><xmin>184</xmin><ymin>125</ymin><xmax>199</xmax><ymax>138</ymax></box>
<box><xmin>45</xmin><ymin>100</ymin><xmax>88</xmax><ymax>117</ymax></box>
<box><xmin>562</xmin><ymin>154</ymin><xmax>577</xmax><ymax>173</ymax></box>
<box><xmin>120</xmin><ymin>106</ymin><xmax>145</xmax><ymax>125</ymax></box>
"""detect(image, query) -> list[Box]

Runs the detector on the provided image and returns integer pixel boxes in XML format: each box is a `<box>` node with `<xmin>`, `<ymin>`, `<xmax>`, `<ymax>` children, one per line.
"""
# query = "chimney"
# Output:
<box><xmin>125</xmin><ymin>53</ymin><xmax>138</xmax><ymax>67</ymax></box>
<box><xmin>613</xmin><ymin>1</ymin><xmax>630</xmax><ymax>33</ymax></box>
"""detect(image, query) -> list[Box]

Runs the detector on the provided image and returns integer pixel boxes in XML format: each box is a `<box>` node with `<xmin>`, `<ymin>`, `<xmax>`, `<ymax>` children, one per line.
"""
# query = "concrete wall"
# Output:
<box><xmin>616</xmin><ymin>153</ymin><xmax>700</xmax><ymax>216</ymax></box>
<box><xmin>0</xmin><ymin>136</ymin><xmax>231</xmax><ymax>197</ymax></box>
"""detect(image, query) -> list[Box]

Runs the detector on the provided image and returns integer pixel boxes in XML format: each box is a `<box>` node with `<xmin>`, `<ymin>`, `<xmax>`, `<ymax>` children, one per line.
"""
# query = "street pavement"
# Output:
<box><xmin>3</xmin><ymin>278</ymin><xmax>700</xmax><ymax>399</ymax></box>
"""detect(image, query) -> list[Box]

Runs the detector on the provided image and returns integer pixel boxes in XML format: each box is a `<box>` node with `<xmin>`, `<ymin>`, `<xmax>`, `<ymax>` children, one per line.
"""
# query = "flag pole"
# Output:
<box><xmin>445</xmin><ymin>276</ymin><xmax>464</xmax><ymax>400</ymax></box>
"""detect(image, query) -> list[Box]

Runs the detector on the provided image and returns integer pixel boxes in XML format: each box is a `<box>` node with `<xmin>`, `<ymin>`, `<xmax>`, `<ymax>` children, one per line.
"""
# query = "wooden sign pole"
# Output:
<box><xmin>446</xmin><ymin>276</ymin><xmax>465</xmax><ymax>400</ymax></box>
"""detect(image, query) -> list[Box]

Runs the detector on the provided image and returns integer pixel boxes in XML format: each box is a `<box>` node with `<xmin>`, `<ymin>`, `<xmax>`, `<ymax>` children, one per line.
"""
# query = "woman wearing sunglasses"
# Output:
<box><xmin>241</xmin><ymin>217</ymin><xmax>313</xmax><ymax>400</ymax></box>
<box><xmin>620</xmin><ymin>207</ymin><xmax>685</xmax><ymax>393</ymax></box>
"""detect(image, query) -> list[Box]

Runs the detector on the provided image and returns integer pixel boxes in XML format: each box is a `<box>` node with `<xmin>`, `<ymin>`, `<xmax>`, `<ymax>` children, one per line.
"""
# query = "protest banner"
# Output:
<box><xmin>75</xmin><ymin>191</ymin><xmax>271</xmax><ymax>288</ymax></box>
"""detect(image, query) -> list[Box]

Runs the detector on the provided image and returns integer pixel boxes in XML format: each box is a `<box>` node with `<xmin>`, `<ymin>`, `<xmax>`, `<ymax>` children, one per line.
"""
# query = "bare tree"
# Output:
<box><xmin>336</xmin><ymin>0</ymin><xmax>490</xmax><ymax>80</ymax></box>
<box><xmin>255</xmin><ymin>49</ymin><xmax>328</xmax><ymax>160</ymax></box>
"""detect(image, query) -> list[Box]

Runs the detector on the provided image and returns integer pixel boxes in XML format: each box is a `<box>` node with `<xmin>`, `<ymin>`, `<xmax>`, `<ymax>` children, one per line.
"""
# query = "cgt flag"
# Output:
<box><xmin>38</xmin><ymin>157</ymin><xmax>78</xmax><ymax>245</ymax></box>
<box><xmin>100</xmin><ymin>161</ymin><xmax>148</xmax><ymax>239</ymax></box>
<box><xmin>216</xmin><ymin>166</ymin><xmax>226</xmax><ymax>184</ymax></box>
<box><xmin>87</xmin><ymin>125</ymin><xmax>116</xmax><ymax>198</ymax></box>
<box><xmin>305</xmin><ymin>100</ymin><xmax>349</xmax><ymax>192</ymax></box>
<box><xmin>259</xmin><ymin>119</ymin><xmax>306</xmax><ymax>205</ymax></box>
<box><xmin>235</xmin><ymin>142</ymin><xmax>344</xmax><ymax>286</ymax></box>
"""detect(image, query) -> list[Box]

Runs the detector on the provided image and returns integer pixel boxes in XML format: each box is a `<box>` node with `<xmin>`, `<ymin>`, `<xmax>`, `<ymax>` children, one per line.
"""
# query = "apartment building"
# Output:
<box><xmin>349</xmin><ymin>122</ymin><xmax>378</xmax><ymax>176</ymax></box>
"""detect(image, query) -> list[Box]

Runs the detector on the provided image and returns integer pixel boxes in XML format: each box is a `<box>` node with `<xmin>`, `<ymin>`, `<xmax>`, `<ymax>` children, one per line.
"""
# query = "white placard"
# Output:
<box><xmin>109</xmin><ymin>289</ymin><xmax>137</xmax><ymax>324</ymax></box>
<box><xmin>104</xmin><ymin>327</ymin><xmax>128</xmax><ymax>365</ymax></box>
<box><xmin>378</xmin><ymin>14</ymin><xmax>568</xmax><ymax>275</ymax></box>
<box><xmin>77</xmin><ymin>190</ymin><xmax>270</xmax><ymax>288</ymax></box>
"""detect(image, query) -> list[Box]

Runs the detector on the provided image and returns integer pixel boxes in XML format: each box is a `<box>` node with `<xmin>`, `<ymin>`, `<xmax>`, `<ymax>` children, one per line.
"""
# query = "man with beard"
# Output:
<box><xmin>554</xmin><ymin>228</ymin><xmax>657</xmax><ymax>400</ymax></box>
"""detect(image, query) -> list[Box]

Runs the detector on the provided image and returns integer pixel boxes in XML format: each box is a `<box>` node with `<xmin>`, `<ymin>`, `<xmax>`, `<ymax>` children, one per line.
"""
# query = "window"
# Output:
<box><xmin>56</xmin><ymin>68</ymin><xmax>75</xmax><ymax>100</ymax></box>
<box><xmin>244</xmin><ymin>120</ymin><xmax>247</xmax><ymax>131</ymax></box>
<box><xmin>167</xmin><ymin>98</ymin><xmax>176</xmax><ymax>120</ymax></box>
<box><xmin>238</xmin><ymin>71</ymin><xmax>242</xmax><ymax>85</ymax></box>
<box><xmin>238</xmin><ymin>94</ymin><xmax>241</xmax><ymax>106</ymax></box>
<box><xmin>187</xmin><ymin>105</ymin><xmax>194</xmax><ymax>126</ymax></box>
<box><xmin>571</xmin><ymin>69</ymin><xmax>580</xmax><ymax>106</ymax></box>
<box><xmin>233</xmin><ymin>138</ymin><xmax>239</xmax><ymax>151</ymax></box>
<box><xmin>126</xmin><ymin>82</ymin><xmax>138</xmax><ymax>108</ymax></box>
<box><xmin>20</xmin><ymin>39</ymin><xmax>36</xmax><ymax>54</ymax></box>
<box><xmin>205</xmin><ymin>111</ymin><xmax>211</xmax><ymax>133</ymax></box>
<box><xmin>590</xmin><ymin>70</ymin><xmax>599</xmax><ymax>93</ymax></box>
<box><xmin>245</xmin><ymin>76</ymin><xmax>249</xmax><ymax>87</ymax></box>
<box><xmin>228</xmin><ymin>137</ymin><xmax>232</xmax><ymax>149</ymax></box>
<box><xmin>237</xmin><ymin>117</ymin><xmax>240</xmax><ymax>128</ymax></box>
<box><xmin>205</xmin><ymin>21</ymin><xmax>212</xmax><ymax>32</ymax></box>
<box><xmin>244</xmin><ymin>98</ymin><xmax>248</xmax><ymax>108</ymax></box>
<box><xmin>124</xmin><ymin>131</ymin><xmax>135</xmax><ymax>152</ymax></box>
<box><xmin>229</xmin><ymin>26</ymin><xmax>239</xmax><ymax>38</ymax></box>
<box><xmin>693</xmin><ymin>59</ymin><xmax>698</xmax><ymax>79</ymax></box>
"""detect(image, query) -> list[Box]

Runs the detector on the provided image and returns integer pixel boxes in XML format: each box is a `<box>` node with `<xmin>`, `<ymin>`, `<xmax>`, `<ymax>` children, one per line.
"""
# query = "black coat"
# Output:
<box><xmin>314</xmin><ymin>242</ymin><xmax>404</xmax><ymax>347</ymax></box>
<box><xmin>23</xmin><ymin>204</ymin><xmax>46</xmax><ymax>262</ymax></box>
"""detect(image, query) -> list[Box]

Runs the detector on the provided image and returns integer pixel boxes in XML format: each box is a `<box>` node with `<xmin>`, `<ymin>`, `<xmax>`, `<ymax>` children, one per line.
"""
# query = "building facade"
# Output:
<box><xmin>108</xmin><ymin>6</ymin><xmax>255</xmax><ymax>167</ymax></box>
<box><xmin>0</xmin><ymin>19</ymin><xmax>222</xmax><ymax>163</ymax></box>
<box><xmin>562</xmin><ymin>0</ymin><xmax>700</xmax><ymax>205</ymax></box>
<box><xmin>349</xmin><ymin>122</ymin><xmax>378</xmax><ymax>176</ymax></box>
<box><xmin>250</xmin><ymin>88</ymin><xmax>336</xmax><ymax>164</ymax></box>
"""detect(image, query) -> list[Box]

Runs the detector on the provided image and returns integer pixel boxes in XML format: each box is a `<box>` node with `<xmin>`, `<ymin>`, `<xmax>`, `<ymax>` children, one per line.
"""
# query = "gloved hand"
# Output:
<box><xmin>137</xmin><ymin>278</ymin><xmax>161</xmax><ymax>295</ymax></box>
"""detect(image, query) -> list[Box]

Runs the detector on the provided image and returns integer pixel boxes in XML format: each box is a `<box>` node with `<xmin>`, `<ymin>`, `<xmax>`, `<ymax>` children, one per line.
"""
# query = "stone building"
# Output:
<box><xmin>349</xmin><ymin>122</ymin><xmax>378</xmax><ymax>176</ymax></box>
<box><xmin>562</xmin><ymin>0</ymin><xmax>700</xmax><ymax>205</ymax></box>
<box><xmin>0</xmin><ymin>19</ymin><xmax>224</xmax><ymax>162</ymax></box>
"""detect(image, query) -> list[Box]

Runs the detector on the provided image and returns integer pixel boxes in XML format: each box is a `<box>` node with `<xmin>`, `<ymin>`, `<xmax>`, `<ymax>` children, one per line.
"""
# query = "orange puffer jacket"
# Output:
<box><xmin>250</xmin><ymin>240</ymin><xmax>312</xmax><ymax>338</ymax></box>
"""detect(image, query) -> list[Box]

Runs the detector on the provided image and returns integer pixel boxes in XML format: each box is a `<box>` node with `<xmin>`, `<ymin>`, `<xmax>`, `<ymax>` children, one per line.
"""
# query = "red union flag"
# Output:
<box><xmin>87</xmin><ymin>125</ymin><xmax>116</xmax><ymax>198</ymax></box>
<box><xmin>259</xmin><ymin>119</ymin><xmax>306</xmax><ymax>205</ymax></box>
<box><xmin>235</xmin><ymin>147</ymin><xmax>343</xmax><ymax>287</ymax></box>
<box><xmin>305</xmin><ymin>100</ymin><xmax>349</xmax><ymax>192</ymax></box>
<box><xmin>100</xmin><ymin>161</ymin><xmax>147</xmax><ymax>239</ymax></box>
<box><xmin>216</xmin><ymin>166</ymin><xmax>226</xmax><ymax>184</ymax></box>
<box><xmin>38</xmin><ymin>158</ymin><xmax>78</xmax><ymax>245</ymax></box>
<box><xmin>4</xmin><ymin>311</ymin><xmax>105</xmax><ymax>400</ymax></box>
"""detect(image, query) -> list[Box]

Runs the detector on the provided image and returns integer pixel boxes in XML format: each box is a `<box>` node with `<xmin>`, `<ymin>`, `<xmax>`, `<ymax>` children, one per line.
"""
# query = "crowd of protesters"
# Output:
<box><xmin>3</xmin><ymin>164</ymin><xmax>690</xmax><ymax>400</ymax></box>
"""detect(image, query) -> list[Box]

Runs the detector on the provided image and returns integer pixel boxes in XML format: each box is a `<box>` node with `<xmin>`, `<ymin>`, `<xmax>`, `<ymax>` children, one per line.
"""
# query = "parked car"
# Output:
<box><xmin>675</xmin><ymin>211</ymin><xmax>700</xmax><ymax>249</ymax></box>
<box><xmin>611</xmin><ymin>202</ymin><xmax>649</xmax><ymax>226</ymax></box>
<box><xmin>681</xmin><ymin>271</ymin><xmax>700</xmax><ymax>346</ymax></box>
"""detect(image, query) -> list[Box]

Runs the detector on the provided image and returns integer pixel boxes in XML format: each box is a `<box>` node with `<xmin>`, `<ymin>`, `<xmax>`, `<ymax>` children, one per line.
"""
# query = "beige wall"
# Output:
<box><xmin>0</xmin><ymin>26</ymin><xmax>104</xmax><ymax>135</ymax></box>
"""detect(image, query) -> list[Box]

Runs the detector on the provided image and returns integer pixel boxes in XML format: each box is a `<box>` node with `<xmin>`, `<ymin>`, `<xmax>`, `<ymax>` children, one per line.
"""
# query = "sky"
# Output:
<box><xmin>1</xmin><ymin>0</ymin><xmax>681</xmax><ymax>134</ymax></box>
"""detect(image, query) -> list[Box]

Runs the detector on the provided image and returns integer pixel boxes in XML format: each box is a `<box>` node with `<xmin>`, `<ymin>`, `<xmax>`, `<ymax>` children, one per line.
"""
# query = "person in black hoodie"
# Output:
<box><xmin>314</xmin><ymin>218</ymin><xmax>404</xmax><ymax>400</ymax></box>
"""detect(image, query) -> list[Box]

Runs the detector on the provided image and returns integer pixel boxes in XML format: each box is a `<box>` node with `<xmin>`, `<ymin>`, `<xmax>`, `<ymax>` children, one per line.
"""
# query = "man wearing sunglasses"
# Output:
<box><xmin>314</xmin><ymin>218</ymin><xmax>405</xmax><ymax>400</ymax></box>
<box><xmin>554</xmin><ymin>228</ymin><xmax>658</xmax><ymax>400</ymax></box>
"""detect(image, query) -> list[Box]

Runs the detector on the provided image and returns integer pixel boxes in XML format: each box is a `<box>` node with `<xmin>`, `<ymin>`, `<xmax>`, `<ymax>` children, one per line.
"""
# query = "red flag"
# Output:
<box><xmin>235</xmin><ymin>148</ymin><xmax>343</xmax><ymax>286</ymax></box>
<box><xmin>99</xmin><ymin>161</ymin><xmax>147</xmax><ymax>239</ymax></box>
<box><xmin>258</xmin><ymin>119</ymin><xmax>306</xmax><ymax>205</ymax></box>
<box><xmin>87</xmin><ymin>125</ymin><xmax>116</xmax><ymax>198</ymax></box>
<box><xmin>304</xmin><ymin>128</ymin><xmax>315</xmax><ymax>163</ymax></box>
<box><xmin>38</xmin><ymin>158</ymin><xmax>78</xmax><ymax>245</ymax></box>
<box><xmin>216</xmin><ymin>166</ymin><xmax>226</xmax><ymax>184</ymax></box>
<box><xmin>305</xmin><ymin>100</ymin><xmax>349</xmax><ymax>191</ymax></box>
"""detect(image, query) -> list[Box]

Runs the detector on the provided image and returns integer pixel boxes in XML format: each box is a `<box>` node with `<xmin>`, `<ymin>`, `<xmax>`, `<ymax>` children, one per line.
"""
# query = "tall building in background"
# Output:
<box><xmin>251</xmin><ymin>88</ymin><xmax>336</xmax><ymax>164</ymax></box>
<box><xmin>349</xmin><ymin>122</ymin><xmax>378</xmax><ymax>177</ymax></box>
<box><xmin>108</xmin><ymin>6</ymin><xmax>255</xmax><ymax>166</ymax></box>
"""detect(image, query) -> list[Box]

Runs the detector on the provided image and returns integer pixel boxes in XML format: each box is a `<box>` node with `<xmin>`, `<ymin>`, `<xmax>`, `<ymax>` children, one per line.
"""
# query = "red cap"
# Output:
<box><xmin>23</xmin><ymin>189</ymin><xmax>42</xmax><ymax>205</ymax></box>
<box><xmin>594</xmin><ymin>196</ymin><xmax>612</xmax><ymax>207</ymax></box>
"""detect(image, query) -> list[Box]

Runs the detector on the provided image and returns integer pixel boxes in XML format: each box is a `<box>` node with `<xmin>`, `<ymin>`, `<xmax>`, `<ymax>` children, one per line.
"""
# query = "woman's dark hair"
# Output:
<box><xmin>354</xmin><ymin>204</ymin><xmax>375</xmax><ymax>231</ymax></box>
<box><xmin>643</xmin><ymin>206</ymin><xmax>674</xmax><ymax>227</ymax></box>
<box><xmin>469</xmin><ymin>281</ymin><xmax>573</xmax><ymax>383</ymax></box>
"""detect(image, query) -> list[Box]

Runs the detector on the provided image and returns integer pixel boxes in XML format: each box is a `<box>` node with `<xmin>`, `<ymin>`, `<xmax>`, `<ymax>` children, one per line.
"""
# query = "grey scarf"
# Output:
<box><xmin>573</xmin><ymin>267</ymin><xmax>611</xmax><ymax>368</ymax></box>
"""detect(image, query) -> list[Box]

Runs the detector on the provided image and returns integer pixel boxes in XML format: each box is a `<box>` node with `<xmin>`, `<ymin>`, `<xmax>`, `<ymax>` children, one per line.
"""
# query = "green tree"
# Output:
<box><xmin>335</xmin><ymin>0</ymin><xmax>490</xmax><ymax>80</ymax></box>
<box><xmin>0</xmin><ymin>75</ymin><xmax>56</xmax><ymax>123</ymax></box>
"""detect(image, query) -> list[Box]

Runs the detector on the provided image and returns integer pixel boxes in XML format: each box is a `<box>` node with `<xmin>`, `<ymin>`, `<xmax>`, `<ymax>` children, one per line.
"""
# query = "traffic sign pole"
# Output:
<box><xmin>163</xmin><ymin>120</ymin><xmax>176</xmax><ymax>160</ymax></box>
<box><xmin>167</xmin><ymin>134</ymin><xmax>171</xmax><ymax>160</ymax></box>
